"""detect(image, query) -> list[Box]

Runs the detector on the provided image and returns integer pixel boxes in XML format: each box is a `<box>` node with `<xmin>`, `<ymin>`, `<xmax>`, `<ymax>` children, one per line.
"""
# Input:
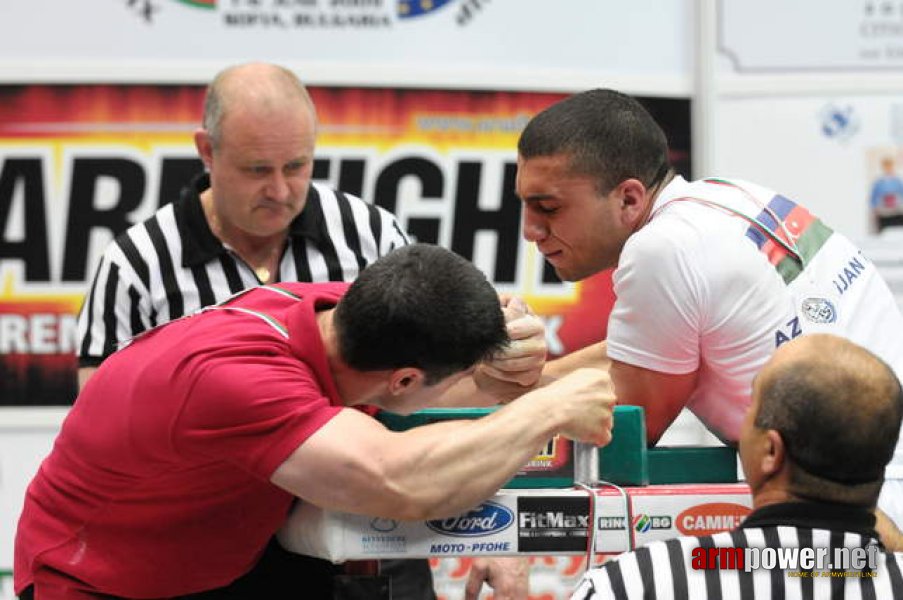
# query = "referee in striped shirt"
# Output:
<box><xmin>76</xmin><ymin>65</ymin><xmax>409</xmax><ymax>387</ymax></box>
<box><xmin>74</xmin><ymin>63</ymin><xmax>540</xmax><ymax>599</ymax></box>
<box><xmin>572</xmin><ymin>334</ymin><xmax>903</xmax><ymax>600</ymax></box>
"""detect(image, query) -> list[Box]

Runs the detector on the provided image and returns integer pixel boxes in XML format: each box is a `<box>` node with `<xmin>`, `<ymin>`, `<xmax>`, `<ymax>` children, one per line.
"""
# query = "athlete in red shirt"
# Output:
<box><xmin>15</xmin><ymin>244</ymin><xmax>615</xmax><ymax>599</ymax></box>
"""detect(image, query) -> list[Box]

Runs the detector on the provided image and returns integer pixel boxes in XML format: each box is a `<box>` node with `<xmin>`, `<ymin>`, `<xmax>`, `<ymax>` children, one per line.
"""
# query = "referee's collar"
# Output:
<box><xmin>175</xmin><ymin>172</ymin><xmax>325</xmax><ymax>268</ymax></box>
<box><xmin>740</xmin><ymin>501</ymin><xmax>878</xmax><ymax>540</ymax></box>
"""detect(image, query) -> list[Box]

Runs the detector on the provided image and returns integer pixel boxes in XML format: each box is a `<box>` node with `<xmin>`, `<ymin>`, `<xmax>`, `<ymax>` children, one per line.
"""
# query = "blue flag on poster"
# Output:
<box><xmin>397</xmin><ymin>0</ymin><xmax>455</xmax><ymax>18</ymax></box>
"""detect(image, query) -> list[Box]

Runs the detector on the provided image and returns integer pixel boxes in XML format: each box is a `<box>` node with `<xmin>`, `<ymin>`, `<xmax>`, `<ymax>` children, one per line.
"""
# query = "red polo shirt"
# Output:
<box><xmin>15</xmin><ymin>283</ymin><xmax>349</xmax><ymax>599</ymax></box>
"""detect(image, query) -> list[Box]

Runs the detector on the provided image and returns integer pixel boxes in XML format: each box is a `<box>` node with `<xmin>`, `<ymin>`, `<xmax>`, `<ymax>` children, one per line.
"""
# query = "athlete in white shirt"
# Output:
<box><xmin>515</xmin><ymin>88</ymin><xmax>903</xmax><ymax>542</ymax></box>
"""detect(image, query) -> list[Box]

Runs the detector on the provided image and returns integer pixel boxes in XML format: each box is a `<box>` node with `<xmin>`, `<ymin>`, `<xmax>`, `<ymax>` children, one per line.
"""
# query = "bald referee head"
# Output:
<box><xmin>572</xmin><ymin>335</ymin><xmax>903</xmax><ymax>600</ymax></box>
<box><xmin>740</xmin><ymin>333</ymin><xmax>903</xmax><ymax>508</ymax></box>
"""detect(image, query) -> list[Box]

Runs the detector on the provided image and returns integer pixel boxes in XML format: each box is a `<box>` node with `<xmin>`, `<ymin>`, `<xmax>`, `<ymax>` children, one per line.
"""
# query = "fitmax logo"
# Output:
<box><xmin>520</xmin><ymin>512</ymin><xmax>589</xmax><ymax>529</ymax></box>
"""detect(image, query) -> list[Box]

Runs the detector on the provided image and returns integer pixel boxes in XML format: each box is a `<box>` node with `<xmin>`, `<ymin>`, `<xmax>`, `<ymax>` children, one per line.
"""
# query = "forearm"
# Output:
<box><xmin>274</xmin><ymin>369</ymin><xmax>613</xmax><ymax>521</ymax></box>
<box><xmin>545</xmin><ymin>341</ymin><xmax>610</xmax><ymax>380</ymax></box>
<box><xmin>433</xmin><ymin>342</ymin><xmax>613</xmax><ymax>408</ymax></box>
<box><xmin>429</xmin><ymin>376</ymin><xmax>507</xmax><ymax>408</ymax></box>
<box><xmin>609</xmin><ymin>360</ymin><xmax>698</xmax><ymax>445</ymax></box>
<box><xmin>380</xmin><ymin>401</ymin><xmax>559</xmax><ymax>519</ymax></box>
<box><xmin>273</xmin><ymin>403</ymin><xmax>558</xmax><ymax>521</ymax></box>
<box><xmin>374</xmin><ymin>369</ymin><xmax>612</xmax><ymax>518</ymax></box>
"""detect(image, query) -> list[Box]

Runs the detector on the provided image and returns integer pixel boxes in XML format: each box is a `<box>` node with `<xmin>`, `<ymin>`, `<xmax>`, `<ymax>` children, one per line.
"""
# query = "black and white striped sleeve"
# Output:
<box><xmin>76</xmin><ymin>230</ymin><xmax>155</xmax><ymax>366</ymax></box>
<box><xmin>572</xmin><ymin>569</ymin><xmax>614</xmax><ymax>600</ymax></box>
<box><xmin>570</xmin><ymin>554</ymin><xmax>638</xmax><ymax>600</ymax></box>
<box><xmin>304</xmin><ymin>184</ymin><xmax>410</xmax><ymax>283</ymax></box>
<box><xmin>321</xmin><ymin>185</ymin><xmax>410</xmax><ymax>260</ymax></box>
<box><xmin>570</xmin><ymin>536</ymin><xmax>709</xmax><ymax>600</ymax></box>
<box><xmin>377</xmin><ymin>202</ymin><xmax>411</xmax><ymax>254</ymax></box>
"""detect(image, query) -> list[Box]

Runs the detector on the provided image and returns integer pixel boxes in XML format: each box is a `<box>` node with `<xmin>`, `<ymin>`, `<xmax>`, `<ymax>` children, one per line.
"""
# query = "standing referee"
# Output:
<box><xmin>76</xmin><ymin>63</ymin><xmax>409</xmax><ymax>385</ymax></box>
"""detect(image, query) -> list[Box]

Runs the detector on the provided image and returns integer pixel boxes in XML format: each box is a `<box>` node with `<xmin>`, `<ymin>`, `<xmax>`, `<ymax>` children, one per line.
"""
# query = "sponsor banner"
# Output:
<box><xmin>628</xmin><ymin>486</ymin><xmax>751</xmax><ymax>548</ymax></box>
<box><xmin>278</xmin><ymin>485</ymin><xmax>753</xmax><ymax>561</ymax></box>
<box><xmin>0</xmin><ymin>85</ymin><xmax>690</xmax><ymax>406</ymax></box>
<box><xmin>674</xmin><ymin>502</ymin><xmax>751</xmax><ymax>536</ymax></box>
<box><xmin>278</xmin><ymin>494</ymin><xmax>521</xmax><ymax>560</ymax></box>
<box><xmin>516</xmin><ymin>496</ymin><xmax>590</xmax><ymax>553</ymax></box>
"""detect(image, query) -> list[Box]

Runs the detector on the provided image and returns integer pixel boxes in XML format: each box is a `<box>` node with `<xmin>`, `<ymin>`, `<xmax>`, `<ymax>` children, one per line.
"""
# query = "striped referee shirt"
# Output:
<box><xmin>571</xmin><ymin>502</ymin><xmax>903</xmax><ymax>600</ymax></box>
<box><xmin>77</xmin><ymin>173</ymin><xmax>410</xmax><ymax>366</ymax></box>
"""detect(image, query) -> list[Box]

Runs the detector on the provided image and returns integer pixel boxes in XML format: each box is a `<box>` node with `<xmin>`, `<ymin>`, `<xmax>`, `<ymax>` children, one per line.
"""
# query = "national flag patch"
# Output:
<box><xmin>704</xmin><ymin>179</ymin><xmax>833</xmax><ymax>285</ymax></box>
<box><xmin>743</xmin><ymin>195</ymin><xmax>833</xmax><ymax>284</ymax></box>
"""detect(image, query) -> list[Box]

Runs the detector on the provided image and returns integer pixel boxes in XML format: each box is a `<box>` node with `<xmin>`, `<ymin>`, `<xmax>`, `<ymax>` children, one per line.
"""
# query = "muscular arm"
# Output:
<box><xmin>544</xmin><ymin>341</ymin><xmax>610</xmax><ymax>378</ymax></box>
<box><xmin>609</xmin><ymin>359</ymin><xmax>698</xmax><ymax>445</ymax></box>
<box><xmin>271</xmin><ymin>368</ymin><xmax>614</xmax><ymax>521</ymax></box>
<box><xmin>544</xmin><ymin>343</ymin><xmax>697</xmax><ymax>444</ymax></box>
<box><xmin>77</xmin><ymin>246</ymin><xmax>153</xmax><ymax>390</ymax></box>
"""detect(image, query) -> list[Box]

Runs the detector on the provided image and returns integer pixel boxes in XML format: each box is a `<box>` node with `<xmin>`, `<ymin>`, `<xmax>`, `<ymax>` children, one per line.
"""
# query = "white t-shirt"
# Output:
<box><xmin>607</xmin><ymin>176</ymin><xmax>903</xmax><ymax>478</ymax></box>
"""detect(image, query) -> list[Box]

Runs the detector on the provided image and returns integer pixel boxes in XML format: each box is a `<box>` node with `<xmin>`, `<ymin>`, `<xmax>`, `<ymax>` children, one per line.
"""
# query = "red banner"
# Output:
<box><xmin>0</xmin><ymin>85</ymin><xmax>689</xmax><ymax>405</ymax></box>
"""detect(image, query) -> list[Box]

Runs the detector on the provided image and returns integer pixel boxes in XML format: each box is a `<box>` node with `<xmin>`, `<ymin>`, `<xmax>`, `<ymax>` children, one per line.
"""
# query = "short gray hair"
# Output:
<box><xmin>202</xmin><ymin>63</ymin><xmax>316</xmax><ymax>150</ymax></box>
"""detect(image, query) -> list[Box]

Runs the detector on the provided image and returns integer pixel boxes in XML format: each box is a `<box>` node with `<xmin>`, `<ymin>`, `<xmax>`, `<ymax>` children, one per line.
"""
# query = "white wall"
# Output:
<box><xmin>707</xmin><ymin>0</ymin><xmax>903</xmax><ymax>238</ymax></box>
<box><xmin>0</xmin><ymin>409</ymin><xmax>65</xmax><ymax>591</ymax></box>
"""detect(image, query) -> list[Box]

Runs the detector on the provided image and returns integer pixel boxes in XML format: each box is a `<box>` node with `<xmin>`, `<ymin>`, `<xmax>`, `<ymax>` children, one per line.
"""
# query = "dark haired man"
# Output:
<box><xmin>571</xmin><ymin>334</ymin><xmax>903</xmax><ymax>599</ymax></box>
<box><xmin>16</xmin><ymin>244</ymin><xmax>617</xmax><ymax>600</ymax></box>
<box><xmin>516</xmin><ymin>88</ymin><xmax>903</xmax><ymax>532</ymax></box>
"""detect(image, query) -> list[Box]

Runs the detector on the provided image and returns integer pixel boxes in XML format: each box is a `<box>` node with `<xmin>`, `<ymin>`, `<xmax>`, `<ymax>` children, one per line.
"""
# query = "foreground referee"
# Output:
<box><xmin>572</xmin><ymin>334</ymin><xmax>903</xmax><ymax>600</ymax></box>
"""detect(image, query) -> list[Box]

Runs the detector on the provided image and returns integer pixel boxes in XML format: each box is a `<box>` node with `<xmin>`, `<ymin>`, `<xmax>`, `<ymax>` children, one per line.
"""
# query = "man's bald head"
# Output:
<box><xmin>202</xmin><ymin>62</ymin><xmax>316</xmax><ymax>150</ymax></box>
<box><xmin>753</xmin><ymin>334</ymin><xmax>903</xmax><ymax>505</ymax></box>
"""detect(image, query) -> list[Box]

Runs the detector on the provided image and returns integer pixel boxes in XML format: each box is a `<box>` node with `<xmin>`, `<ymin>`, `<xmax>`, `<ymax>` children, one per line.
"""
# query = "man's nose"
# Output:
<box><xmin>522</xmin><ymin>210</ymin><xmax>548</xmax><ymax>242</ymax></box>
<box><xmin>268</xmin><ymin>172</ymin><xmax>291</xmax><ymax>201</ymax></box>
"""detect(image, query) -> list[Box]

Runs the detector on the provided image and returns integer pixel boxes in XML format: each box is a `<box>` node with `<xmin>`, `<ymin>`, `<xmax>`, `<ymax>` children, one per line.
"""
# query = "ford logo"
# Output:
<box><xmin>425</xmin><ymin>501</ymin><xmax>514</xmax><ymax>537</ymax></box>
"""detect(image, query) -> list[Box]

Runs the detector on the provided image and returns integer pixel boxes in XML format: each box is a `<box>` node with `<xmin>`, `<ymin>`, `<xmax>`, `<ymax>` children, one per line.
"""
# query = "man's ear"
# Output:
<box><xmin>615</xmin><ymin>178</ymin><xmax>651</xmax><ymax>228</ymax></box>
<box><xmin>388</xmin><ymin>368</ymin><xmax>426</xmax><ymax>396</ymax></box>
<box><xmin>194</xmin><ymin>129</ymin><xmax>214</xmax><ymax>171</ymax></box>
<box><xmin>761</xmin><ymin>429</ymin><xmax>786</xmax><ymax>478</ymax></box>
